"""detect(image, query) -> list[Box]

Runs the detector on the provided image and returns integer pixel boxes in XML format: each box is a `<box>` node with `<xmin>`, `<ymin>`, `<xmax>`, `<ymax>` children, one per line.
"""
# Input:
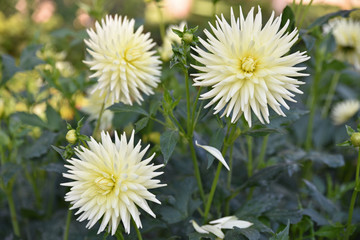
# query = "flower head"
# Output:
<box><xmin>82</xmin><ymin>87</ymin><xmax>114</xmax><ymax>131</ymax></box>
<box><xmin>61</xmin><ymin>130</ymin><xmax>166</xmax><ymax>235</ymax></box>
<box><xmin>191</xmin><ymin>216</ymin><xmax>253</xmax><ymax>239</ymax></box>
<box><xmin>326</xmin><ymin>18</ymin><xmax>360</xmax><ymax>70</ymax></box>
<box><xmin>331</xmin><ymin>99</ymin><xmax>360</xmax><ymax>125</ymax></box>
<box><xmin>192</xmin><ymin>6</ymin><xmax>309</xmax><ymax>127</ymax></box>
<box><xmin>158</xmin><ymin>21</ymin><xmax>186</xmax><ymax>61</ymax></box>
<box><xmin>84</xmin><ymin>15</ymin><xmax>161</xmax><ymax>105</ymax></box>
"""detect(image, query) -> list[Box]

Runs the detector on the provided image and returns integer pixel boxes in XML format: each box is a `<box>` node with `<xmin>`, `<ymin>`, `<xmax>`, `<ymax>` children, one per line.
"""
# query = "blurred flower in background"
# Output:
<box><xmin>331</xmin><ymin>99</ymin><xmax>360</xmax><ymax>125</ymax></box>
<box><xmin>325</xmin><ymin>18</ymin><xmax>360</xmax><ymax>70</ymax></box>
<box><xmin>82</xmin><ymin>87</ymin><xmax>114</xmax><ymax>131</ymax></box>
<box><xmin>158</xmin><ymin>21</ymin><xmax>186</xmax><ymax>61</ymax></box>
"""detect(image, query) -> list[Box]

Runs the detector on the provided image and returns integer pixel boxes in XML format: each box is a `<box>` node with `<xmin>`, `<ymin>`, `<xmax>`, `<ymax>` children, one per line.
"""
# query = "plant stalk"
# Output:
<box><xmin>63</xmin><ymin>209</ymin><xmax>72</xmax><ymax>240</ymax></box>
<box><xmin>345</xmin><ymin>149</ymin><xmax>360</xmax><ymax>240</ymax></box>
<box><xmin>132</xmin><ymin>218</ymin><xmax>143</xmax><ymax>240</ymax></box>
<box><xmin>5</xmin><ymin>180</ymin><xmax>20</xmax><ymax>238</ymax></box>
<box><xmin>321</xmin><ymin>72</ymin><xmax>340</xmax><ymax>118</ymax></box>
<box><xmin>93</xmin><ymin>100</ymin><xmax>106</xmax><ymax>136</ymax></box>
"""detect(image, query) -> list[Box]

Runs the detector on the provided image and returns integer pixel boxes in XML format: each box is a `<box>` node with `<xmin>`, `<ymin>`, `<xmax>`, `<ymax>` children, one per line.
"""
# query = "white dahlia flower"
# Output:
<box><xmin>158</xmin><ymin>21</ymin><xmax>187</xmax><ymax>61</ymax></box>
<box><xmin>84</xmin><ymin>15</ymin><xmax>161</xmax><ymax>105</ymax></box>
<box><xmin>191</xmin><ymin>216</ymin><xmax>253</xmax><ymax>239</ymax></box>
<box><xmin>326</xmin><ymin>18</ymin><xmax>360</xmax><ymax>70</ymax></box>
<box><xmin>192</xmin><ymin>6</ymin><xmax>309</xmax><ymax>127</ymax></box>
<box><xmin>62</xmin><ymin>131</ymin><xmax>166</xmax><ymax>235</ymax></box>
<box><xmin>331</xmin><ymin>99</ymin><xmax>360</xmax><ymax>125</ymax></box>
<box><xmin>82</xmin><ymin>87</ymin><xmax>114</xmax><ymax>131</ymax></box>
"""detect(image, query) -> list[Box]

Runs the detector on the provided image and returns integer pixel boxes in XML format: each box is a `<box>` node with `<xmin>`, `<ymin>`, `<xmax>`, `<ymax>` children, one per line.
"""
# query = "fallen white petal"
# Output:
<box><xmin>190</xmin><ymin>220</ymin><xmax>209</xmax><ymax>234</ymax></box>
<box><xmin>195</xmin><ymin>141</ymin><xmax>230</xmax><ymax>171</ymax></box>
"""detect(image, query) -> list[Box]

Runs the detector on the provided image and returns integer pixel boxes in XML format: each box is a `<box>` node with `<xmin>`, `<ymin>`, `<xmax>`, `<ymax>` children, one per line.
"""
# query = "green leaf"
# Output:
<box><xmin>14</xmin><ymin>112</ymin><xmax>49</xmax><ymax>129</ymax></box>
<box><xmin>304</xmin><ymin>180</ymin><xmax>337</xmax><ymax>214</ymax></box>
<box><xmin>307</xmin><ymin>9</ymin><xmax>355</xmax><ymax>29</ymax></box>
<box><xmin>0</xmin><ymin>163</ymin><xmax>21</xmax><ymax>185</ymax></box>
<box><xmin>19</xmin><ymin>44</ymin><xmax>44</xmax><ymax>70</ymax></box>
<box><xmin>239</xmin><ymin>163</ymin><xmax>297</xmax><ymax>189</ymax></box>
<box><xmin>236</xmin><ymin>194</ymin><xmax>281</xmax><ymax>217</ymax></box>
<box><xmin>108</xmin><ymin>102</ymin><xmax>149</xmax><ymax>116</ymax></box>
<box><xmin>206</xmin><ymin>128</ymin><xmax>225</xmax><ymax>168</ymax></box>
<box><xmin>302</xmin><ymin>208</ymin><xmax>329</xmax><ymax>226</ymax></box>
<box><xmin>135</xmin><ymin>117</ymin><xmax>149</xmax><ymax>133</ymax></box>
<box><xmin>41</xmin><ymin>163</ymin><xmax>66</xmax><ymax>173</ymax></box>
<box><xmin>243</xmin><ymin>125</ymin><xmax>279</xmax><ymax>137</ymax></box>
<box><xmin>345</xmin><ymin>125</ymin><xmax>355</xmax><ymax>136</ymax></box>
<box><xmin>149</xmin><ymin>99</ymin><xmax>162</xmax><ymax>116</ymax></box>
<box><xmin>265</xmin><ymin>209</ymin><xmax>302</xmax><ymax>225</ymax></box>
<box><xmin>226</xmin><ymin>228</ymin><xmax>260</xmax><ymax>240</ymax></box>
<box><xmin>270</xmin><ymin>221</ymin><xmax>290</xmax><ymax>240</ymax></box>
<box><xmin>46</xmin><ymin>104</ymin><xmax>62</xmax><ymax>131</ymax></box>
<box><xmin>24</xmin><ymin>131</ymin><xmax>57</xmax><ymax>159</ymax></box>
<box><xmin>314</xmin><ymin>223</ymin><xmax>345</xmax><ymax>238</ymax></box>
<box><xmin>280</xmin><ymin>6</ymin><xmax>295</xmax><ymax>32</ymax></box>
<box><xmin>306</xmin><ymin>151</ymin><xmax>344</xmax><ymax>168</ymax></box>
<box><xmin>1</xmin><ymin>54</ymin><xmax>21</xmax><ymax>86</ymax></box>
<box><xmin>160</xmin><ymin>130</ymin><xmax>179</xmax><ymax>164</ymax></box>
<box><xmin>0</xmin><ymin>130</ymin><xmax>10</xmax><ymax>147</ymax></box>
<box><xmin>51</xmin><ymin>145</ymin><xmax>66</xmax><ymax>160</ymax></box>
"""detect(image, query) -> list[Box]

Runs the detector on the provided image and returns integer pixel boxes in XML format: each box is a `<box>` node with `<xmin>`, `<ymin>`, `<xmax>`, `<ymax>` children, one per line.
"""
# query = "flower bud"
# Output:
<box><xmin>183</xmin><ymin>33</ymin><xmax>193</xmax><ymax>44</ymax></box>
<box><xmin>66</xmin><ymin>129</ymin><xmax>77</xmax><ymax>144</ymax></box>
<box><xmin>351</xmin><ymin>132</ymin><xmax>360</xmax><ymax>147</ymax></box>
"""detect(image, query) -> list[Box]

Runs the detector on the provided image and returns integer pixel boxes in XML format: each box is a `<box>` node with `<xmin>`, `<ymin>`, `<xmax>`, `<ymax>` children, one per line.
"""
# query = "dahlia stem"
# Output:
<box><xmin>257</xmin><ymin>134</ymin><xmax>269</xmax><ymax>169</ymax></box>
<box><xmin>183</xmin><ymin>64</ymin><xmax>205</xmax><ymax>202</ymax></box>
<box><xmin>184</xmin><ymin>68</ymin><xmax>192</xmax><ymax>135</ymax></box>
<box><xmin>93</xmin><ymin>100</ymin><xmax>106</xmax><ymax>136</ymax></box>
<box><xmin>321</xmin><ymin>71</ymin><xmax>340</xmax><ymax>118</ymax></box>
<box><xmin>305</xmin><ymin>46</ymin><xmax>324</xmax><ymax>151</ymax></box>
<box><xmin>156</xmin><ymin>2</ymin><xmax>166</xmax><ymax>41</ymax></box>
<box><xmin>225</xmin><ymin>143</ymin><xmax>234</xmax><ymax>215</ymax></box>
<box><xmin>190</xmin><ymin>140</ymin><xmax>205</xmax><ymax>202</ymax></box>
<box><xmin>246</xmin><ymin>136</ymin><xmax>253</xmax><ymax>177</ymax></box>
<box><xmin>132</xmin><ymin>218</ymin><xmax>143</xmax><ymax>240</ymax></box>
<box><xmin>63</xmin><ymin>209</ymin><xmax>72</xmax><ymax>240</ymax></box>
<box><xmin>204</xmin><ymin>124</ymin><xmax>236</xmax><ymax>221</ymax></box>
<box><xmin>3</xmin><ymin>179</ymin><xmax>20</xmax><ymax>238</ymax></box>
<box><xmin>345</xmin><ymin>149</ymin><xmax>360</xmax><ymax>240</ymax></box>
<box><xmin>191</xmin><ymin>87</ymin><xmax>202</xmax><ymax>131</ymax></box>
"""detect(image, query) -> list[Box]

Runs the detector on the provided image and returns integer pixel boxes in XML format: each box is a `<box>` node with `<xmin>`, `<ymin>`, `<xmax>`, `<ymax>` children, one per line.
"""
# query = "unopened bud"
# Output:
<box><xmin>66</xmin><ymin>129</ymin><xmax>77</xmax><ymax>144</ymax></box>
<box><xmin>351</xmin><ymin>132</ymin><xmax>360</xmax><ymax>147</ymax></box>
<box><xmin>183</xmin><ymin>33</ymin><xmax>193</xmax><ymax>44</ymax></box>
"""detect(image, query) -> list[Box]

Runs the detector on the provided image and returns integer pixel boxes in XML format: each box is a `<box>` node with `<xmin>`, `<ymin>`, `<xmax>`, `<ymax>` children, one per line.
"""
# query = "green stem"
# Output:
<box><xmin>305</xmin><ymin>47</ymin><xmax>323</xmax><ymax>151</ymax></box>
<box><xmin>191</xmin><ymin>87</ymin><xmax>202</xmax><ymax>131</ymax></box>
<box><xmin>345</xmin><ymin>149</ymin><xmax>360</xmax><ymax>240</ymax></box>
<box><xmin>184</xmin><ymin>68</ymin><xmax>192</xmax><ymax>135</ymax></box>
<box><xmin>224</xmin><ymin>143</ymin><xmax>234</xmax><ymax>216</ymax></box>
<box><xmin>93</xmin><ymin>100</ymin><xmax>106</xmax><ymax>136</ymax></box>
<box><xmin>298</xmin><ymin>0</ymin><xmax>314</xmax><ymax>29</ymax></box>
<box><xmin>321</xmin><ymin>72</ymin><xmax>340</xmax><ymax>118</ymax></box>
<box><xmin>156</xmin><ymin>2</ymin><xmax>166</xmax><ymax>41</ymax></box>
<box><xmin>115</xmin><ymin>228</ymin><xmax>125</xmax><ymax>240</ymax></box>
<box><xmin>4</xmin><ymin>180</ymin><xmax>20</xmax><ymax>238</ymax></box>
<box><xmin>257</xmin><ymin>134</ymin><xmax>269</xmax><ymax>169</ymax></box>
<box><xmin>63</xmin><ymin>209</ymin><xmax>72</xmax><ymax>240</ymax></box>
<box><xmin>247</xmin><ymin>136</ymin><xmax>253</xmax><ymax>177</ymax></box>
<box><xmin>204</xmin><ymin>124</ymin><xmax>236</xmax><ymax>221</ymax></box>
<box><xmin>132</xmin><ymin>218</ymin><xmax>143</xmax><ymax>240</ymax></box>
<box><xmin>190</xmin><ymin>139</ymin><xmax>205</xmax><ymax>202</ymax></box>
<box><xmin>204</xmin><ymin>161</ymin><xmax>223</xmax><ymax>222</ymax></box>
<box><xmin>227</xmin><ymin>143</ymin><xmax>234</xmax><ymax>189</ymax></box>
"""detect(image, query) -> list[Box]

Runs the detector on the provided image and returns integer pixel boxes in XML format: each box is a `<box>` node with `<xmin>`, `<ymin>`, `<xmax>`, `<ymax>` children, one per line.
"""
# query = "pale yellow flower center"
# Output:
<box><xmin>240</xmin><ymin>57</ymin><xmax>256</xmax><ymax>73</ymax></box>
<box><xmin>95</xmin><ymin>174</ymin><xmax>116</xmax><ymax>195</ymax></box>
